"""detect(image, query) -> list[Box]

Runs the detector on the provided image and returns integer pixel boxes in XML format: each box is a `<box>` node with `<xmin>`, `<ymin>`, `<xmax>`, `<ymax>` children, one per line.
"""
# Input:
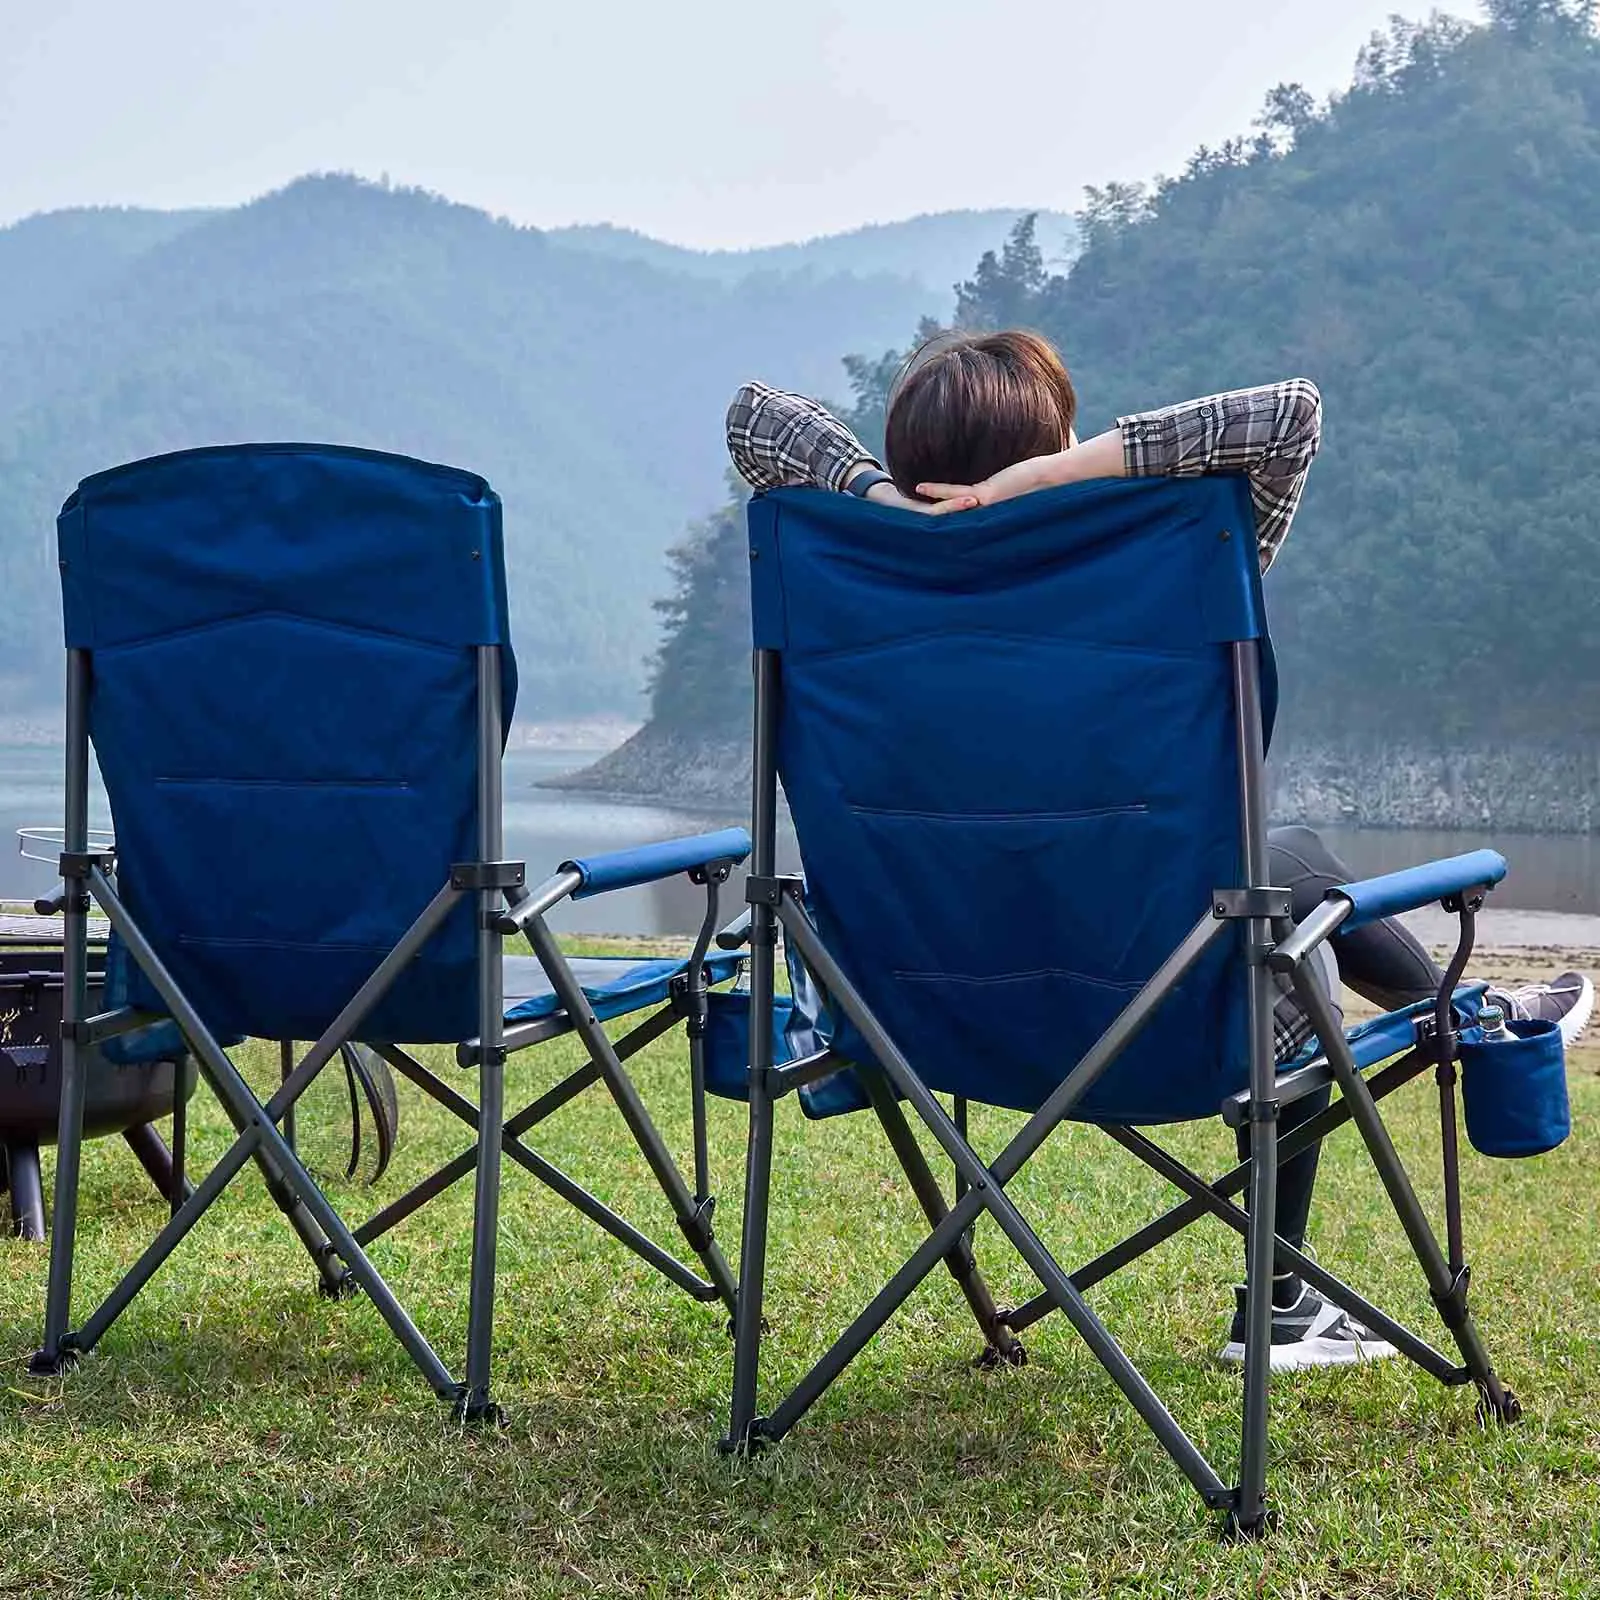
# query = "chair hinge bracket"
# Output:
<box><xmin>1430</xmin><ymin>1264</ymin><xmax>1472</xmax><ymax>1330</ymax></box>
<box><xmin>688</xmin><ymin>858</ymin><xmax>736</xmax><ymax>886</ymax></box>
<box><xmin>677</xmin><ymin>1195</ymin><xmax>717</xmax><ymax>1252</ymax></box>
<box><xmin>450</xmin><ymin>860</ymin><xmax>527</xmax><ymax>892</ymax></box>
<box><xmin>59</xmin><ymin>1019</ymin><xmax>94</xmax><ymax>1046</ymax></box>
<box><xmin>59</xmin><ymin>850</ymin><xmax>114</xmax><ymax>881</ymax></box>
<box><xmin>1414</xmin><ymin>1014</ymin><xmax>1459</xmax><ymax>1066</ymax></box>
<box><xmin>1211</xmin><ymin>887</ymin><xmax>1293</xmax><ymax>920</ymax></box>
<box><xmin>744</xmin><ymin>874</ymin><xmax>802</xmax><ymax>908</ymax></box>
<box><xmin>671</xmin><ymin>971</ymin><xmax>711</xmax><ymax>1033</ymax></box>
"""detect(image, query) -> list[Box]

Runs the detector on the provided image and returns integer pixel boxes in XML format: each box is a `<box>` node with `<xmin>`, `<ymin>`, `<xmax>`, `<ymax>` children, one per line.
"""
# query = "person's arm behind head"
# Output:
<box><xmin>726</xmin><ymin>380</ymin><xmax>976</xmax><ymax>512</ymax></box>
<box><xmin>918</xmin><ymin>378</ymin><xmax>1322</xmax><ymax>571</ymax></box>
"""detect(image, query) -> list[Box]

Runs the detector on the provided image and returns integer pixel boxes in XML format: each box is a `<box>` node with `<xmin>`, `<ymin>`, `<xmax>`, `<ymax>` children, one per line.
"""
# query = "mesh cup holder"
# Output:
<box><xmin>1459</xmin><ymin>1017</ymin><xmax>1570</xmax><ymax>1158</ymax></box>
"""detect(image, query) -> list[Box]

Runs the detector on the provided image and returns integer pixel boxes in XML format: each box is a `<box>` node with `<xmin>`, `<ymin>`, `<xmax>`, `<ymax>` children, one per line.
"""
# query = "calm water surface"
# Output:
<box><xmin>3</xmin><ymin>742</ymin><xmax>1596</xmax><ymax>936</ymax></box>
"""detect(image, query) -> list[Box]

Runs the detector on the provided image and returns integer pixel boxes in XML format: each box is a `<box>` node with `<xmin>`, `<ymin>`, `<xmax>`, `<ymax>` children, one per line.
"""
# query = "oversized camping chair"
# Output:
<box><xmin>719</xmin><ymin>477</ymin><xmax>1554</xmax><ymax>1536</ymax></box>
<box><xmin>30</xmin><ymin>442</ymin><xmax>750</xmax><ymax>1420</ymax></box>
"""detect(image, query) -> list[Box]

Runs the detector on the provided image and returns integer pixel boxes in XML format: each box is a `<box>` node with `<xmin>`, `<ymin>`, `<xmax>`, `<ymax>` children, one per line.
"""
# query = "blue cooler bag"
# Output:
<box><xmin>1458</xmin><ymin>1017</ymin><xmax>1570</xmax><ymax>1158</ymax></box>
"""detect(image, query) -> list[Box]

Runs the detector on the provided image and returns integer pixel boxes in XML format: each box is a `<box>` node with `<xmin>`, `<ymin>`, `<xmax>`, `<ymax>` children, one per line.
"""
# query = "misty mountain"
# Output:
<box><xmin>0</xmin><ymin>177</ymin><xmax>1008</xmax><ymax>715</ymax></box>
<box><xmin>547</xmin><ymin>208</ymin><xmax>1077</xmax><ymax>300</ymax></box>
<box><xmin>0</xmin><ymin>205</ymin><xmax>213</xmax><ymax>347</ymax></box>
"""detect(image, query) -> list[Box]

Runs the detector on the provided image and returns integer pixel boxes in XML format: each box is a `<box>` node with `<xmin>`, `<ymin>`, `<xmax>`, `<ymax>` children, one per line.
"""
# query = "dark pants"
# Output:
<box><xmin>1243</xmin><ymin>826</ymin><xmax>1444</xmax><ymax>1282</ymax></box>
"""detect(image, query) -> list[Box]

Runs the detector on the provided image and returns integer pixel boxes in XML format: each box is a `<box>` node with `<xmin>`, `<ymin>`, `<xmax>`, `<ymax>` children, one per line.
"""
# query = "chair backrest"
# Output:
<box><xmin>58</xmin><ymin>443</ymin><xmax>515</xmax><ymax>1043</ymax></box>
<box><xmin>749</xmin><ymin>477</ymin><xmax>1275</xmax><ymax>1123</ymax></box>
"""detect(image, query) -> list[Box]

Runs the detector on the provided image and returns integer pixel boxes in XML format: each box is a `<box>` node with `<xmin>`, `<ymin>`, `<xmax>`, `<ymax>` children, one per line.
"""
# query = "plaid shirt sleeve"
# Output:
<box><xmin>1117</xmin><ymin>378</ymin><xmax>1322</xmax><ymax>573</ymax></box>
<box><xmin>726</xmin><ymin>380</ymin><xmax>881</xmax><ymax>493</ymax></box>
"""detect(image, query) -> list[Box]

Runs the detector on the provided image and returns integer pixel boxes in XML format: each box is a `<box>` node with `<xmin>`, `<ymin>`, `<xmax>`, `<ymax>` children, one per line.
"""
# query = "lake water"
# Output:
<box><xmin>3</xmin><ymin>742</ymin><xmax>1598</xmax><ymax>941</ymax></box>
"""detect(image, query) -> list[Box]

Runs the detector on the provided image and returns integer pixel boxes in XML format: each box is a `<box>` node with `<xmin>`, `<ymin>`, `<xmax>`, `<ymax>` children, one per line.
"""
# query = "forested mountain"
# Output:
<box><xmin>0</xmin><ymin>206</ymin><xmax>212</xmax><ymax>346</ymax></box>
<box><xmin>548</xmin><ymin>209</ymin><xmax>1077</xmax><ymax>300</ymax></box>
<box><xmin>648</xmin><ymin>3</ymin><xmax>1600</xmax><ymax>748</ymax></box>
<box><xmin>0</xmin><ymin>179</ymin><xmax>1000</xmax><ymax>715</ymax></box>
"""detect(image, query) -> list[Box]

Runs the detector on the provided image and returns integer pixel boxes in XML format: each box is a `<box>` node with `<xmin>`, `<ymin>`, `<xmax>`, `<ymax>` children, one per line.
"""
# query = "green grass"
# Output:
<box><xmin>2</xmin><ymin>953</ymin><xmax>1597</xmax><ymax>1598</ymax></box>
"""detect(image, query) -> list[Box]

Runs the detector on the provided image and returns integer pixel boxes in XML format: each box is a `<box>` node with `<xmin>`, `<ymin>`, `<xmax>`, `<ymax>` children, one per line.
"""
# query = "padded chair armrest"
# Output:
<box><xmin>1330</xmin><ymin>849</ymin><xmax>1506</xmax><ymax>931</ymax></box>
<box><xmin>715</xmin><ymin>909</ymin><xmax>753</xmax><ymax>950</ymax></box>
<box><xmin>561</xmin><ymin>827</ymin><xmax>753</xmax><ymax>901</ymax></box>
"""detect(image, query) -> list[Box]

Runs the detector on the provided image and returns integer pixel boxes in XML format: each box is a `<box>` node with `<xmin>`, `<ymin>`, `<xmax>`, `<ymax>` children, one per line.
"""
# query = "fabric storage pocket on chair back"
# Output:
<box><xmin>1459</xmin><ymin>1018</ymin><xmax>1570</xmax><ymax>1158</ymax></box>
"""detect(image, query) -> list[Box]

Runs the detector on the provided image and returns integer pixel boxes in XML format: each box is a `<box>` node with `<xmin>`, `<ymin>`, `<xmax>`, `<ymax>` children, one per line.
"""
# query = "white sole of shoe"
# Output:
<box><xmin>1219</xmin><ymin>1336</ymin><xmax>1399</xmax><ymax>1372</ymax></box>
<box><xmin>1559</xmin><ymin>975</ymin><xmax>1594</xmax><ymax>1048</ymax></box>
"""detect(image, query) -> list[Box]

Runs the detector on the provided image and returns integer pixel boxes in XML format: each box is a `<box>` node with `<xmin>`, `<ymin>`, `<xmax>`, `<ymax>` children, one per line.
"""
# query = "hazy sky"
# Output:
<box><xmin>1</xmin><ymin>1</ymin><xmax>1456</xmax><ymax>248</ymax></box>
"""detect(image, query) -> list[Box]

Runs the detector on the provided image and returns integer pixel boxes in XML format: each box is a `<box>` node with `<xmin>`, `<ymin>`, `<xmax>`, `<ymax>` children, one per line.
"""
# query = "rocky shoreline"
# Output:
<box><xmin>547</xmin><ymin>723</ymin><xmax>1600</xmax><ymax>834</ymax></box>
<box><xmin>544</xmin><ymin>724</ymin><xmax>753</xmax><ymax>812</ymax></box>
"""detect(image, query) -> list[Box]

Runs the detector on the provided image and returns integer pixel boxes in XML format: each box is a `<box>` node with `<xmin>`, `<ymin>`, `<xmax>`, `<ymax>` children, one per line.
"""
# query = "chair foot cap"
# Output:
<box><xmin>975</xmin><ymin>1340</ymin><xmax>1028</xmax><ymax>1370</ymax></box>
<box><xmin>316</xmin><ymin>1268</ymin><xmax>361</xmax><ymax>1301</ymax></box>
<box><xmin>1477</xmin><ymin>1384</ymin><xmax>1523</xmax><ymax>1427</ymax></box>
<box><xmin>27</xmin><ymin>1341</ymin><xmax>79</xmax><ymax>1378</ymax></box>
<box><xmin>718</xmin><ymin>1417</ymin><xmax>773</xmax><ymax>1457</ymax></box>
<box><xmin>451</xmin><ymin>1391</ymin><xmax>508</xmax><ymax>1427</ymax></box>
<box><xmin>1221</xmin><ymin>1506</ymin><xmax>1276</xmax><ymax>1543</ymax></box>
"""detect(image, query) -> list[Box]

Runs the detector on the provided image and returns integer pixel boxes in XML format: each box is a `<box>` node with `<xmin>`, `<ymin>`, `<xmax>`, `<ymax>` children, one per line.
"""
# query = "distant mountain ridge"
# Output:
<box><xmin>547</xmin><ymin>209</ymin><xmax>1077</xmax><ymax>299</ymax></box>
<box><xmin>0</xmin><ymin>205</ymin><xmax>213</xmax><ymax>346</ymax></box>
<box><xmin>0</xmin><ymin>178</ymin><xmax>1053</xmax><ymax>715</ymax></box>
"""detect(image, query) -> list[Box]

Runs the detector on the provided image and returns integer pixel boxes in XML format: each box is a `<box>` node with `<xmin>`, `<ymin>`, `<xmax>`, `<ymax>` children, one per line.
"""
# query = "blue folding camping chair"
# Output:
<box><xmin>30</xmin><ymin>443</ymin><xmax>750</xmax><ymax>1420</ymax></box>
<box><xmin>718</xmin><ymin>477</ymin><xmax>1552</xmax><ymax>1536</ymax></box>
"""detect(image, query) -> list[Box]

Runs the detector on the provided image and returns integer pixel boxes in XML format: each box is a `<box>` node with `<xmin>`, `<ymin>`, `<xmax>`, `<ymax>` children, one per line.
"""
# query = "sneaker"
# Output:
<box><xmin>1218</xmin><ymin>1284</ymin><xmax>1398</xmax><ymax>1372</ymax></box>
<box><xmin>1485</xmin><ymin>970</ymin><xmax>1594</xmax><ymax>1048</ymax></box>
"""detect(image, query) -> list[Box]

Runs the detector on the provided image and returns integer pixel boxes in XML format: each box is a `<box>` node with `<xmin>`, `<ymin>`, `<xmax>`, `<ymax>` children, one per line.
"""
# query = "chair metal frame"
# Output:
<box><xmin>725</xmin><ymin>639</ymin><xmax>1521</xmax><ymax>1538</ymax></box>
<box><xmin>351</xmin><ymin>864</ymin><xmax>745</xmax><ymax>1328</ymax></box>
<box><xmin>34</xmin><ymin>635</ymin><xmax>744</xmax><ymax>1421</ymax></box>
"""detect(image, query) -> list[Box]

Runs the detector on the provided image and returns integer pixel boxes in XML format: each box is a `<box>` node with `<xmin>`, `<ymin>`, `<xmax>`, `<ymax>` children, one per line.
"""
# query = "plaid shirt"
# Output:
<box><xmin>726</xmin><ymin>376</ymin><xmax>1322</xmax><ymax>573</ymax></box>
<box><xmin>1119</xmin><ymin>379</ymin><xmax>1321</xmax><ymax>574</ymax></box>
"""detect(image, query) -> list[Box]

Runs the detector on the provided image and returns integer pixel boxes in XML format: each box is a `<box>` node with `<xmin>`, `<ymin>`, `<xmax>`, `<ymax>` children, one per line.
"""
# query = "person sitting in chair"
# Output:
<box><xmin>726</xmin><ymin>329</ymin><xmax>1593</xmax><ymax>1372</ymax></box>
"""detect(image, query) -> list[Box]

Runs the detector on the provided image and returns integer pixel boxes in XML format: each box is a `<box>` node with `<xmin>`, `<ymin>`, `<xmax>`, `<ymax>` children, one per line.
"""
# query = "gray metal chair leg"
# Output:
<box><xmin>33</xmin><ymin>756</ymin><xmax>91</xmax><ymax>1374</ymax></box>
<box><xmin>1231</xmin><ymin>959</ymin><xmax>1280</xmax><ymax>1539</ymax></box>
<box><xmin>726</xmin><ymin>1066</ymin><xmax>776</xmax><ymax>1453</ymax></box>
<box><xmin>459</xmin><ymin>1049</ymin><xmax>506</xmax><ymax>1423</ymax></box>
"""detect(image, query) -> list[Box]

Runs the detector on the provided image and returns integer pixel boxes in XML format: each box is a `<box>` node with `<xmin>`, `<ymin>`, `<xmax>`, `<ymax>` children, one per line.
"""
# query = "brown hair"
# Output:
<box><xmin>884</xmin><ymin>329</ymin><xmax>1076</xmax><ymax>497</ymax></box>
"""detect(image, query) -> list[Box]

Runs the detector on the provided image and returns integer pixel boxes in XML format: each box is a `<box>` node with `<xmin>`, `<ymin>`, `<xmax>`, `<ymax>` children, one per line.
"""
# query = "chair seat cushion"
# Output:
<box><xmin>503</xmin><ymin>952</ymin><xmax>744</xmax><ymax>1027</ymax></box>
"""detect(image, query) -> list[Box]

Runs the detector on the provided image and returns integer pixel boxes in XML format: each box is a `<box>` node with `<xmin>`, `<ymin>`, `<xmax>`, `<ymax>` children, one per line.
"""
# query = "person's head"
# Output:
<box><xmin>884</xmin><ymin>328</ymin><xmax>1077</xmax><ymax>498</ymax></box>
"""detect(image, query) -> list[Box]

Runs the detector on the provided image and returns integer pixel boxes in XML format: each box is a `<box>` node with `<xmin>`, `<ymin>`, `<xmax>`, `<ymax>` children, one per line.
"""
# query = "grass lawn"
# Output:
<box><xmin>2</xmin><ymin>942</ymin><xmax>1597</xmax><ymax>1598</ymax></box>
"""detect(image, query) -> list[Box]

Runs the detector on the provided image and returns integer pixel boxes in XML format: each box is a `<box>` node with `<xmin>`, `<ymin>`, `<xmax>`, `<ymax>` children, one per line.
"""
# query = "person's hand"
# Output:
<box><xmin>918</xmin><ymin>431</ymin><xmax>1126</xmax><ymax>507</ymax></box>
<box><xmin>917</xmin><ymin>453</ymin><xmax>1060</xmax><ymax>509</ymax></box>
<box><xmin>863</xmin><ymin>480</ymin><xmax>979</xmax><ymax>515</ymax></box>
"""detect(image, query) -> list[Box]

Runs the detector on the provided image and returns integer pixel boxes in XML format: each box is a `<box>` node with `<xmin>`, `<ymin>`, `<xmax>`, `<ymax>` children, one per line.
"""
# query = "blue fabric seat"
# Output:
<box><xmin>503</xmin><ymin>952</ymin><xmax>744</xmax><ymax>1026</ymax></box>
<box><xmin>722</xmin><ymin>479</ymin><xmax>1531</xmax><ymax>1535</ymax></box>
<box><xmin>33</xmin><ymin>442</ymin><xmax>750</xmax><ymax>1422</ymax></box>
<box><xmin>1286</xmin><ymin>984</ymin><xmax>1488</xmax><ymax>1074</ymax></box>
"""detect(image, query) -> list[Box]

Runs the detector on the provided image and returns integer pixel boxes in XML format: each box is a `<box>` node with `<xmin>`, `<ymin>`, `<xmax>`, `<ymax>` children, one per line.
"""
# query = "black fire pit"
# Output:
<box><xmin>1</xmin><ymin>917</ymin><xmax>196</xmax><ymax>1239</ymax></box>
